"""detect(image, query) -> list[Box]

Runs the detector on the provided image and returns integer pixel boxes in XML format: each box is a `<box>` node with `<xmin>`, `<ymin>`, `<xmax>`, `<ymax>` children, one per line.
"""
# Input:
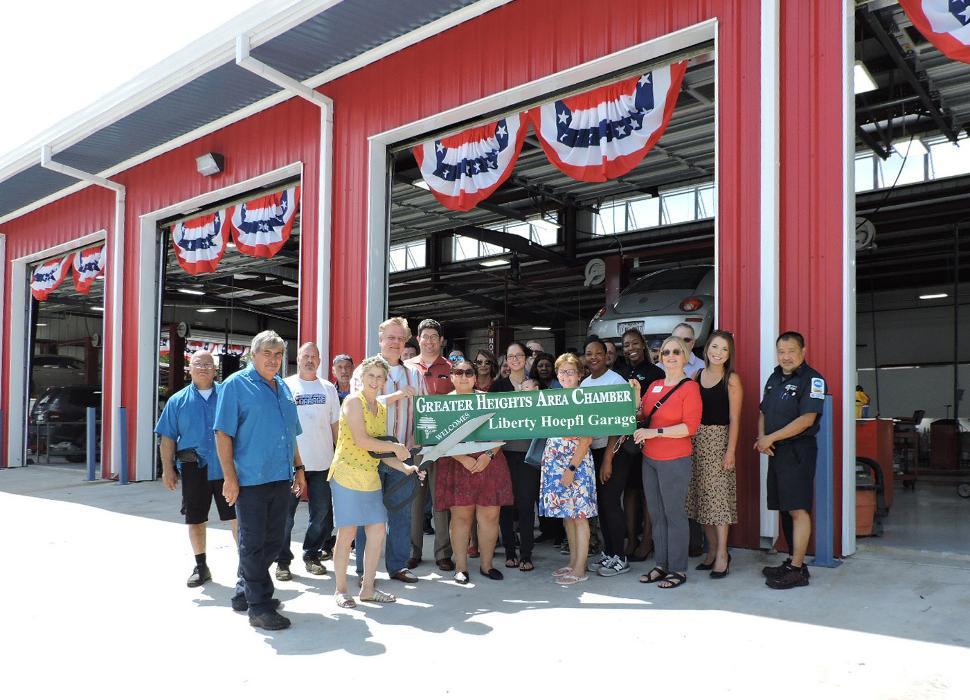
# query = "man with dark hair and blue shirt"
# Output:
<box><xmin>215</xmin><ymin>330</ymin><xmax>306</xmax><ymax>630</ymax></box>
<box><xmin>156</xmin><ymin>350</ymin><xmax>237</xmax><ymax>588</ymax></box>
<box><xmin>755</xmin><ymin>331</ymin><xmax>826</xmax><ymax>590</ymax></box>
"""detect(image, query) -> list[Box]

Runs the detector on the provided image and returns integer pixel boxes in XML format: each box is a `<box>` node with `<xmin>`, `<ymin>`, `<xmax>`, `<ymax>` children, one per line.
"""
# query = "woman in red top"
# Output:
<box><xmin>634</xmin><ymin>336</ymin><xmax>703</xmax><ymax>589</ymax></box>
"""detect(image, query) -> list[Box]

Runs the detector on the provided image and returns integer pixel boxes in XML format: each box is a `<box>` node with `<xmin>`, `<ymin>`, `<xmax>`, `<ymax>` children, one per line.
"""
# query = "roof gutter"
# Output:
<box><xmin>234</xmin><ymin>35</ymin><xmax>334</xmax><ymax>367</ymax></box>
<box><xmin>38</xmin><ymin>145</ymin><xmax>125</xmax><ymax>480</ymax></box>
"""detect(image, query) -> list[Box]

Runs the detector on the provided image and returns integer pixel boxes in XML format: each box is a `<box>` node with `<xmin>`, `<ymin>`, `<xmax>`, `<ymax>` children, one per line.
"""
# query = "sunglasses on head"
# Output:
<box><xmin>662</xmin><ymin>348</ymin><xmax>683</xmax><ymax>356</ymax></box>
<box><xmin>450</xmin><ymin>368</ymin><xmax>475</xmax><ymax>377</ymax></box>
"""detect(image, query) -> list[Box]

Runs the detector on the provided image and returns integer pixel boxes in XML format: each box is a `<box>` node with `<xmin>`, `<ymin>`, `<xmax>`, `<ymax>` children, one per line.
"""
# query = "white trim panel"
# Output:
<box><xmin>759</xmin><ymin>0</ymin><xmax>781</xmax><ymax>541</ymax></box>
<box><xmin>316</xmin><ymin>99</ymin><xmax>334</xmax><ymax>366</ymax></box>
<box><xmin>842</xmin><ymin>0</ymin><xmax>857</xmax><ymax>556</ymax></box>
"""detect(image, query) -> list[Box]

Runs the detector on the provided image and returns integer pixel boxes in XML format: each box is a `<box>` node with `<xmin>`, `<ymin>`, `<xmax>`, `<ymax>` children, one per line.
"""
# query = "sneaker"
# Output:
<box><xmin>586</xmin><ymin>552</ymin><xmax>608</xmax><ymax>572</ymax></box>
<box><xmin>763</xmin><ymin>558</ymin><xmax>811</xmax><ymax>580</ymax></box>
<box><xmin>766</xmin><ymin>563</ymin><xmax>809</xmax><ymax>589</ymax></box>
<box><xmin>275</xmin><ymin>564</ymin><xmax>293</xmax><ymax>581</ymax></box>
<box><xmin>320</xmin><ymin>549</ymin><xmax>333</xmax><ymax>561</ymax></box>
<box><xmin>304</xmin><ymin>557</ymin><xmax>327</xmax><ymax>576</ymax></box>
<box><xmin>231</xmin><ymin>596</ymin><xmax>282</xmax><ymax>613</ymax></box>
<box><xmin>249</xmin><ymin>609</ymin><xmax>291</xmax><ymax>630</ymax></box>
<box><xmin>598</xmin><ymin>556</ymin><xmax>631</xmax><ymax>577</ymax></box>
<box><xmin>186</xmin><ymin>564</ymin><xmax>212</xmax><ymax>588</ymax></box>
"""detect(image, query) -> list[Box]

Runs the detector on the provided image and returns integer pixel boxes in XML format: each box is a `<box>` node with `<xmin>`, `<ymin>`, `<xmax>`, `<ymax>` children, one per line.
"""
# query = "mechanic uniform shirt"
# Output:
<box><xmin>760</xmin><ymin>361</ymin><xmax>826</xmax><ymax>509</ymax></box>
<box><xmin>155</xmin><ymin>383</ymin><xmax>221</xmax><ymax>480</ymax></box>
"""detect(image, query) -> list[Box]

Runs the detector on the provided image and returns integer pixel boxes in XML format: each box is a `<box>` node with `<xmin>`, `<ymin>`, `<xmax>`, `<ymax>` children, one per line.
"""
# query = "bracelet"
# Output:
<box><xmin>567</xmin><ymin>464</ymin><xmax>577</xmax><ymax>472</ymax></box>
<box><xmin>294</xmin><ymin>465</ymin><xmax>305</xmax><ymax>471</ymax></box>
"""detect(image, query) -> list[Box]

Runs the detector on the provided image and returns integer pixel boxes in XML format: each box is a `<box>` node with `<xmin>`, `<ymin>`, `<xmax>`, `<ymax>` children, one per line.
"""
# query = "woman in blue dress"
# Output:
<box><xmin>538</xmin><ymin>353</ymin><xmax>597</xmax><ymax>584</ymax></box>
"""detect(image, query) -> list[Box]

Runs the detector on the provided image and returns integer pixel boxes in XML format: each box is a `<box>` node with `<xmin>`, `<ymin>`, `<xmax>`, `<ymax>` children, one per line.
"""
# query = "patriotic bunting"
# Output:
<box><xmin>900</xmin><ymin>0</ymin><xmax>970</xmax><ymax>64</ymax></box>
<box><xmin>412</xmin><ymin>115</ymin><xmax>527</xmax><ymax>212</ymax></box>
<box><xmin>72</xmin><ymin>244</ymin><xmax>106</xmax><ymax>295</ymax></box>
<box><xmin>172</xmin><ymin>209</ymin><xmax>230</xmax><ymax>275</ymax></box>
<box><xmin>30</xmin><ymin>256</ymin><xmax>71</xmax><ymax>301</ymax></box>
<box><xmin>229</xmin><ymin>186</ymin><xmax>300</xmax><ymax>258</ymax></box>
<box><xmin>528</xmin><ymin>62</ymin><xmax>687</xmax><ymax>182</ymax></box>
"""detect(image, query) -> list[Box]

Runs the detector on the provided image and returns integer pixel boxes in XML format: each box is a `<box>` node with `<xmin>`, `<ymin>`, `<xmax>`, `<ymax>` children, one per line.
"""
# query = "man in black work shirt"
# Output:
<box><xmin>755</xmin><ymin>331</ymin><xmax>826</xmax><ymax>589</ymax></box>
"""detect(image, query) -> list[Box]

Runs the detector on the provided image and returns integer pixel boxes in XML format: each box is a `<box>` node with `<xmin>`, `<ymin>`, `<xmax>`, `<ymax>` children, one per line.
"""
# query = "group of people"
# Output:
<box><xmin>155</xmin><ymin>316</ymin><xmax>826</xmax><ymax>630</ymax></box>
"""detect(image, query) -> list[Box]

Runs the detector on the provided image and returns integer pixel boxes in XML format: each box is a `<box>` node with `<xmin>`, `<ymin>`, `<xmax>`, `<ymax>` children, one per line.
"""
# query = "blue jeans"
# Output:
<box><xmin>233</xmin><ymin>480</ymin><xmax>290</xmax><ymax>615</ymax></box>
<box><xmin>278</xmin><ymin>470</ymin><xmax>332</xmax><ymax>565</ymax></box>
<box><xmin>355</xmin><ymin>464</ymin><xmax>414</xmax><ymax>575</ymax></box>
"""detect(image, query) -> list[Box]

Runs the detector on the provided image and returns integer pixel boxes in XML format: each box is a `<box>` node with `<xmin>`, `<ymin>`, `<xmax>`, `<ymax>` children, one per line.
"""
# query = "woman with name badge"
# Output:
<box><xmin>434</xmin><ymin>359</ymin><xmax>514</xmax><ymax>584</ymax></box>
<box><xmin>490</xmin><ymin>341</ymin><xmax>540</xmax><ymax>572</ymax></box>
<box><xmin>539</xmin><ymin>353</ymin><xmax>597</xmax><ymax>585</ymax></box>
<box><xmin>635</xmin><ymin>337</ymin><xmax>702</xmax><ymax>590</ymax></box>
<box><xmin>329</xmin><ymin>355</ymin><xmax>425</xmax><ymax>608</ymax></box>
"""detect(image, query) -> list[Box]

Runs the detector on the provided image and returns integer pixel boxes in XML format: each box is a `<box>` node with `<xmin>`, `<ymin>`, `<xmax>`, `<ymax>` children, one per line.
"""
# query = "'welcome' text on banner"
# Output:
<box><xmin>414</xmin><ymin>386</ymin><xmax>637</xmax><ymax>445</ymax></box>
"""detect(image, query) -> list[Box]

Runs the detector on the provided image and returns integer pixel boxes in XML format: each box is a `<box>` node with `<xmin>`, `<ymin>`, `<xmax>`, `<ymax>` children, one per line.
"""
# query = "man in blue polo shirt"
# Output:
<box><xmin>156</xmin><ymin>350</ymin><xmax>237</xmax><ymax>588</ymax></box>
<box><xmin>215</xmin><ymin>330</ymin><xmax>306</xmax><ymax>631</ymax></box>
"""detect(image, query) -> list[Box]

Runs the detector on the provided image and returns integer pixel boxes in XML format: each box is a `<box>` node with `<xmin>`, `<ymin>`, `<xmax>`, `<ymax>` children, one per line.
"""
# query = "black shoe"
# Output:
<box><xmin>763</xmin><ymin>558</ymin><xmax>811</xmax><ymax>579</ymax></box>
<box><xmin>249</xmin><ymin>609</ymin><xmax>291</xmax><ymax>630</ymax></box>
<box><xmin>320</xmin><ymin>549</ymin><xmax>333</xmax><ymax>561</ymax></box>
<box><xmin>186</xmin><ymin>565</ymin><xmax>212</xmax><ymax>588</ymax></box>
<box><xmin>423</xmin><ymin>516</ymin><xmax>434</xmax><ymax>536</ymax></box>
<box><xmin>231</xmin><ymin>596</ymin><xmax>282</xmax><ymax>612</ymax></box>
<box><xmin>304</xmin><ymin>557</ymin><xmax>327</xmax><ymax>575</ymax></box>
<box><xmin>275</xmin><ymin>564</ymin><xmax>293</xmax><ymax>581</ymax></box>
<box><xmin>766</xmin><ymin>563</ymin><xmax>809</xmax><ymax>589</ymax></box>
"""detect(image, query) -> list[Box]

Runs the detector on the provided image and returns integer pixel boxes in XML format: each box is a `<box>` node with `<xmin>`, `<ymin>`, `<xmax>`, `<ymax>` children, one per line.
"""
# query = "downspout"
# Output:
<box><xmin>235</xmin><ymin>35</ymin><xmax>334</xmax><ymax>371</ymax></box>
<box><xmin>39</xmin><ymin>145</ymin><xmax>125</xmax><ymax>480</ymax></box>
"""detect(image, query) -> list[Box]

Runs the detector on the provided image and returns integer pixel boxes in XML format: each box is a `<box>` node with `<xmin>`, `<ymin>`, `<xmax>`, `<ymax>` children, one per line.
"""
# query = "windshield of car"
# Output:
<box><xmin>624</xmin><ymin>268</ymin><xmax>711</xmax><ymax>295</ymax></box>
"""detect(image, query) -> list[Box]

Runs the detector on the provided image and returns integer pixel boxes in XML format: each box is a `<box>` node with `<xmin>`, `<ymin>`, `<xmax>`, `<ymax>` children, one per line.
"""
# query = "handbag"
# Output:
<box><xmin>524</xmin><ymin>438</ymin><xmax>547</xmax><ymax>468</ymax></box>
<box><xmin>613</xmin><ymin>378</ymin><xmax>693</xmax><ymax>455</ymax></box>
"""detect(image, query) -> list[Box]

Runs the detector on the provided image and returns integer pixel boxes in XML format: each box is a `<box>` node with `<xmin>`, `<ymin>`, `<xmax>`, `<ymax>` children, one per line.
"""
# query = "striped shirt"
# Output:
<box><xmin>351</xmin><ymin>359</ymin><xmax>426</xmax><ymax>447</ymax></box>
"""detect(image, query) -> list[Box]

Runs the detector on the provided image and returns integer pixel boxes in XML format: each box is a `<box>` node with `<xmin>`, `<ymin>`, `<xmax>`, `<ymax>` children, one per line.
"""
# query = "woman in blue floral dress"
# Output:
<box><xmin>539</xmin><ymin>353</ymin><xmax>597</xmax><ymax>584</ymax></box>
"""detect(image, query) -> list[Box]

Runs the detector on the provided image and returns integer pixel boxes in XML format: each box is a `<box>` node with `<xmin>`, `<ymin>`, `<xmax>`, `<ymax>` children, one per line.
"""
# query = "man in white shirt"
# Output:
<box><xmin>656</xmin><ymin>322</ymin><xmax>706</xmax><ymax>377</ymax></box>
<box><xmin>350</xmin><ymin>317</ymin><xmax>427</xmax><ymax>584</ymax></box>
<box><xmin>275</xmin><ymin>342</ymin><xmax>340</xmax><ymax>580</ymax></box>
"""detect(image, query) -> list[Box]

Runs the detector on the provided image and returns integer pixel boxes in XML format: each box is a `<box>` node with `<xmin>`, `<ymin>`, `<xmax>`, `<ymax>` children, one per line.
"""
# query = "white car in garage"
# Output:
<box><xmin>588</xmin><ymin>265</ymin><xmax>715</xmax><ymax>345</ymax></box>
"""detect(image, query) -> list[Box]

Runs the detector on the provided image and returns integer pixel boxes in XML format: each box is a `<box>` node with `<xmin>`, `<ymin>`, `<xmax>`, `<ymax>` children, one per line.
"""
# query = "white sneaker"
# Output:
<box><xmin>598</xmin><ymin>556</ymin><xmax>631</xmax><ymax>577</ymax></box>
<box><xmin>587</xmin><ymin>552</ymin><xmax>609</xmax><ymax>572</ymax></box>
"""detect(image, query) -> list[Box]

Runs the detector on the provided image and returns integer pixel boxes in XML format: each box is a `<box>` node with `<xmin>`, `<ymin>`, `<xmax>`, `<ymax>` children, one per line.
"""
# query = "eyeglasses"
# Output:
<box><xmin>450</xmin><ymin>368</ymin><xmax>476</xmax><ymax>377</ymax></box>
<box><xmin>674</xmin><ymin>336</ymin><xmax>694</xmax><ymax>344</ymax></box>
<box><xmin>557</xmin><ymin>368</ymin><xmax>578</xmax><ymax>377</ymax></box>
<box><xmin>190</xmin><ymin>364</ymin><xmax>215</xmax><ymax>370</ymax></box>
<box><xmin>474</xmin><ymin>359</ymin><xmax>492</xmax><ymax>366</ymax></box>
<box><xmin>661</xmin><ymin>348</ymin><xmax>683</xmax><ymax>356</ymax></box>
<box><xmin>506</xmin><ymin>353</ymin><xmax>525</xmax><ymax>360</ymax></box>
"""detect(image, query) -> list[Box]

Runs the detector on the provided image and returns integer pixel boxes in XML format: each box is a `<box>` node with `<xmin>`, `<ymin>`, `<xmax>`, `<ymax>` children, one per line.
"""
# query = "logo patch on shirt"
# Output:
<box><xmin>810</xmin><ymin>377</ymin><xmax>825</xmax><ymax>399</ymax></box>
<box><xmin>295</xmin><ymin>393</ymin><xmax>328</xmax><ymax>406</ymax></box>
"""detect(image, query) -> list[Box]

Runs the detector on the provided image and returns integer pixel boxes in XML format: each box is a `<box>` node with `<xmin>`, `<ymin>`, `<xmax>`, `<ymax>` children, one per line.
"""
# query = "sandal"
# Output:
<box><xmin>505</xmin><ymin>553</ymin><xmax>520</xmax><ymax>568</ymax></box>
<box><xmin>359</xmin><ymin>589</ymin><xmax>397</xmax><ymax>603</ymax></box>
<box><xmin>555</xmin><ymin>573</ymin><xmax>589</xmax><ymax>585</ymax></box>
<box><xmin>454</xmin><ymin>571</ymin><xmax>469</xmax><ymax>585</ymax></box>
<box><xmin>552</xmin><ymin>566</ymin><xmax>572</xmax><ymax>577</ymax></box>
<box><xmin>519</xmin><ymin>559</ymin><xmax>534</xmax><ymax>572</ymax></box>
<box><xmin>334</xmin><ymin>592</ymin><xmax>356</xmax><ymax>609</ymax></box>
<box><xmin>639</xmin><ymin>566</ymin><xmax>667</xmax><ymax>584</ymax></box>
<box><xmin>479</xmin><ymin>567</ymin><xmax>504</xmax><ymax>581</ymax></box>
<box><xmin>657</xmin><ymin>572</ymin><xmax>687</xmax><ymax>589</ymax></box>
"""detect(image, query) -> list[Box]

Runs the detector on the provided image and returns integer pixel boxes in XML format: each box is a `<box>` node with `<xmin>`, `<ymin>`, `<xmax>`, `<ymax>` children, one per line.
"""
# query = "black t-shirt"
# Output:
<box><xmin>760</xmin><ymin>362</ymin><xmax>826</xmax><ymax>441</ymax></box>
<box><xmin>615</xmin><ymin>360</ymin><xmax>665</xmax><ymax>398</ymax></box>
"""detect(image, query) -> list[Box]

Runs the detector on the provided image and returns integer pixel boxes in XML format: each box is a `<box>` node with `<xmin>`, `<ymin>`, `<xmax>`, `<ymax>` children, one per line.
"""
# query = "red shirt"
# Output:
<box><xmin>639</xmin><ymin>380</ymin><xmax>703</xmax><ymax>460</ymax></box>
<box><xmin>405</xmin><ymin>355</ymin><xmax>453</xmax><ymax>395</ymax></box>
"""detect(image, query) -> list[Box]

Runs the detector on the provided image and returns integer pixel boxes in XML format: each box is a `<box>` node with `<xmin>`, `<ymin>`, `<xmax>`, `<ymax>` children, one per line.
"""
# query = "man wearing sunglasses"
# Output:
<box><xmin>655</xmin><ymin>323</ymin><xmax>705</xmax><ymax>377</ymax></box>
<box><xmin>156</xmin><ymin>350</ymin><xmax>237</xmax><ymax>588</ymax></box>
<box><xmin>404</xmin><ymin>319</ymin><xmax>455</xmax><ymax>572</ymax></box>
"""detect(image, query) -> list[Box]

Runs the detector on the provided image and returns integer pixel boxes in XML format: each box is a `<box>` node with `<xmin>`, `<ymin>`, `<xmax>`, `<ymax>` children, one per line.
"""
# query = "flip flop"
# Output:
<box><xmin>555</xmin><ymin>573</ymin><xmax>589</xmax><ymax>585</ymax></box>
<box><xmin>334</xmin><ymin>592</ymin><xmax>356</xmax><ymax>608</ymax></box>
<box><xmin>359</xmin><ymin>589</ymin><xmax>397</xmax><ymax>603</ymax></box>
<box><xmin>552</xmin><ymin>566</ymin><xmax>572</xmax><ymax>577</ymax></box>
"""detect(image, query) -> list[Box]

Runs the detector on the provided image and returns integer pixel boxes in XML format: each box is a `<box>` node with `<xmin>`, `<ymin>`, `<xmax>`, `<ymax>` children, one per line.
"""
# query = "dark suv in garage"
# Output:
<box><xmin>27</xmin><ymin>385</ymin><xmax>102</xmax><ymax>463</ymax></box>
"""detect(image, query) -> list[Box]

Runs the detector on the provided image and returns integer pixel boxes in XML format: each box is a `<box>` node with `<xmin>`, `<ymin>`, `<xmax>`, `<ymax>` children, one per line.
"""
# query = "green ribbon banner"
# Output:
<box><xmin>414</xmin><ymin>386</ymin><xmax>638</xmax><ymax>445</ymax></box>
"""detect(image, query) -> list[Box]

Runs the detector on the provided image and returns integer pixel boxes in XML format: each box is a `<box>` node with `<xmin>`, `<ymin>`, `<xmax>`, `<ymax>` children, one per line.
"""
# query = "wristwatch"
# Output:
<box><xmin>484</xmin><ymin>450</ymin><xmax>495</xmax><ymax>458</ymax></box>
<box><xmin>294</xmin><ymin>465</ymin><xmax>305</xmax><ymax>471</ymax></box>
<box><xmin>567</xmin><ymin>464</ymin><xmax>577</xmax><ymax>472</ymax></box>
<box><xmin>656</xmin><ymin>428</ymin><xmax>664</xmax><ymax>435</ymax></box>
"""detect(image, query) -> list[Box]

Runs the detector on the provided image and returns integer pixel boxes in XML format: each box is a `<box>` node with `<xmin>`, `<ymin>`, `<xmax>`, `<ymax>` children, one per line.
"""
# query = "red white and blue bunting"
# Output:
<box><xmin>528</xmin><ymin>62</ymin><xmax>687</xmax><ymax>182</ymax></box>
<box><xmin>229</xmin><ymin>186</ymin><xmax>300</xmax><ymax>258</ymax></box>
<box><xmin>412</xmin><ymin>115</ymin><xmax>527</xmax><ymax>212</ymax></box>
<box><xmin>71</xmin><ymin>244</ymin><xmax>106</xmax><ymax>295</ymax></box>
<box><xmin>900</xmin><ymin>0</ymin><xmax>970</xmax><ymax>64</ymax></box>
<box><xmin>30</xmin><ymin>256</ymin><xmax>71</xmax><ymax>301</ymax></box>
<box><xmin>172</xmin><ymin>209</ymin><xmax>230</xmax><ymax>275</ymax></box>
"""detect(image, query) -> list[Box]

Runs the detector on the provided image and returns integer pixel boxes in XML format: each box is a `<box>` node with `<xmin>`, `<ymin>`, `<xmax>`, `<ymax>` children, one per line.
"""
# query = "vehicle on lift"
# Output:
<box><xmin>29</xmin><ymin>354</ymin><xmax>86</xmax><ymax>398</ymax></box>
<box><xmin>588</xmin><ymin>265</ymin><xmax>714</xmax><ymax>346</ymax></box>
<box><xmin>27</xmin><ymin>385</ymin><xmax>102</xmax><ymax>463</ymax></box>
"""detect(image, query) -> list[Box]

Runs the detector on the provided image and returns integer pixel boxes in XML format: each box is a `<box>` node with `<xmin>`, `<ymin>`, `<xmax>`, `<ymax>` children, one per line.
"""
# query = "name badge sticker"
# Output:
<box><xmin>810</xmin><ymin>377</ymin><xmax>825</xmax><ymax>399</ymax></box>
<box><xmin>651</xmin><ymin>385</ymin><xmax>664</xmax><ymax>393</ymax></box>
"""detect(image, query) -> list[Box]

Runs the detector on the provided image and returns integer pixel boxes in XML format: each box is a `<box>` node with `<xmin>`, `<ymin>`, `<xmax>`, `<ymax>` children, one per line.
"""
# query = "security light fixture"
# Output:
<box><xmin>196</xmin><ymin>152</ymin><xmax>225</xmax><ymax>176</ymax></box>
<box><xmin>196</xmin><ymin>308</ymin><xmax>217</xmax><ymax>313</ymax></box>
<box><xmin>480</xmin><ymin>258</ymin><xmax>509</xmax><ymax>268</ymax></box>
<box><xmin>854</xmin><ymin>61</ymin><xmax>877</xmax><ymax>94</ymax></box>
<box><xmin>91</xmin><ymin>306</ymin><xmax>104</xmax><ymax>311</ymax></box>
<box><xmin>919</xmin><ymin>293</ymin><xmax>948</xmax><ymax>300</ymax></box>
<box><xmin>178</xmin><ymin>287</ymin><xmax>205</xmax><ymax>296</ymax></box>
<box><xmin>532</xmin><ymin>326</ymin><xmax>551</xmax><ymax>331</ymax></box>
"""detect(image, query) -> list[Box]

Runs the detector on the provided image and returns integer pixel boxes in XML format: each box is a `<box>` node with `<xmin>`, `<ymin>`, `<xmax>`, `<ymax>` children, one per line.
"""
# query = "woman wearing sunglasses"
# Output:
<box><xmin>539</xmin><ymin>353</ymin><xmax>597</xmax><ymax>584</ymax></box>
<box><xmin>434</xmin><ymin>359</ymin><xmax>513</xmax><ymax>584</ymax></box>
<box><xmin>634</xmin><ymin>337</ymin><xmax>702</xmax><ymax>589</ymax></box>
<box><xmin>490</xmin><ymin>341</ymin><xmax>540</xmax><ymax>571</ymax></box>
<box><xmin>473</xmin><ymin>349</ymin><xmax>498</xmax><ymax>392</ymax></box>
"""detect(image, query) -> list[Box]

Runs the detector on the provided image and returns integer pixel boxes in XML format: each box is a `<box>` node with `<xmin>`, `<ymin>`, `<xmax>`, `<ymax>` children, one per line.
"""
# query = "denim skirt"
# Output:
<box><xmin>331</xmin><ymin>480</ymin><xmax>386</xmax><ymax>528</ymax></box>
